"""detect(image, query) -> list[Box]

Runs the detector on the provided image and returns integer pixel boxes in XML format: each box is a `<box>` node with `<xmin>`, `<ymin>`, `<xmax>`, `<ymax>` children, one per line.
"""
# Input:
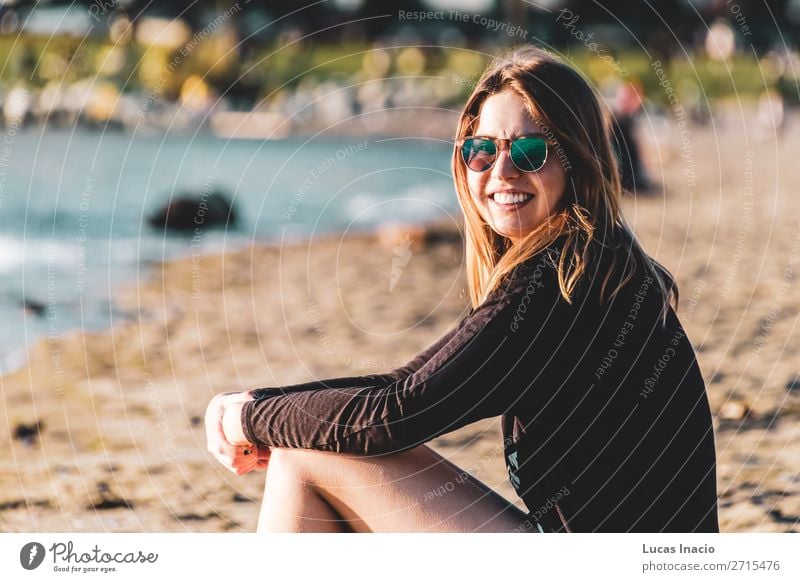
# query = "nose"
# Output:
<box><xmin>492</xmin><ymin>146</ymin><xmax>520</xmax><ymax>179</ymax></box>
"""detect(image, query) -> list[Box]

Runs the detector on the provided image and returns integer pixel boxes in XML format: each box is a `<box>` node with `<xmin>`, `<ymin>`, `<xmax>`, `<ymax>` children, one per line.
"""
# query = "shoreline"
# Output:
<box><xmin>2</xmin><ymin>216</ymin><xmax>462</xmax><ymax>377</ymax></box>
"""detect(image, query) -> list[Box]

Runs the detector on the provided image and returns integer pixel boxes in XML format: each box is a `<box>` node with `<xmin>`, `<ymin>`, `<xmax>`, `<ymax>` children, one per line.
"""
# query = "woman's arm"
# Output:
<box><xmin>241</xmin><ymin>249</ymin><xmax>576</xmax><ymax>455</ymax></box>
<box><xmin>206</xmin><ymin>319</ymin><xmax>471</xmax><ymax>471</ymax></box>
<box><xmin>214</xmin><ymin>311</ymin><xmax>469</xmax><ymax>451</ymax></box>
<box><xmin>245</xmin><ymin>317</ymin><xmax>468</xmax><ymax>404</ymax></box>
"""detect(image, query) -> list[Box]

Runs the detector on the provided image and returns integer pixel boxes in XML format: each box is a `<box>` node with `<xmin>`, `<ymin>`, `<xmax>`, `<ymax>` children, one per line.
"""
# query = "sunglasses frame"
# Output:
<box><xmin>457</xmin><ymin>134</ymin><xmax>550</xmax><ymax>173</ymax></box>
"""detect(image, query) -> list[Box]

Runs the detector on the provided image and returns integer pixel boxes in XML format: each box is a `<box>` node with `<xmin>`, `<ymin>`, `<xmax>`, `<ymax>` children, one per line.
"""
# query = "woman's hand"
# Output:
<box><xmin>221</xmin><ymin>401</ymin><xmax>250</xmax><ymax>445</ymax></box>
<box><xmin>205</xmin><ymin>391</ymin><xmax>271</xmax><ymax>475</ymax></box>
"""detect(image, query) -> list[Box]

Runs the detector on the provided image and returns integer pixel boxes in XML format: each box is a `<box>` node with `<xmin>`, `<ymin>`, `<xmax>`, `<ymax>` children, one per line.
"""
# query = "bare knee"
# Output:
<box><xmin>265</xmin><ymin>448</ymin><xmax>309</xmax><ymax>483</ymax></box>
<box><xmin>258</xmin><ymin>448</ymin><xmax>351</xmax><ymax>532</ymax></box>
<box><xmin>268</xmin><ymin>447</ymin><xmax>298</xmax><ymax>466</ymax></box>
<box><xmin>265</xmin><ymin>447</ymin><xmax>349</xmax><ymax>489</ymax></box>
<box><xmin>269</xmin><ymin>449</ymin><xmax>390</xmax><ymax>485</ymax></box>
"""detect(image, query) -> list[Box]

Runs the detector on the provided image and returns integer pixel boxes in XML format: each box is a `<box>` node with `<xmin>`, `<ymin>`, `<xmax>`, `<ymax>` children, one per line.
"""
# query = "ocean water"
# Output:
<box><xmin>0</xmin><ymin>128</ymin><xmax>456</xmax><ymax>372</ymax></box>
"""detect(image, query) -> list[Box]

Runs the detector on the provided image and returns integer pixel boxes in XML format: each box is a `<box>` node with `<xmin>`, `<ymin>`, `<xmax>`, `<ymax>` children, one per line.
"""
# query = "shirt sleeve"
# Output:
<box><xmin>382</xmin><ymin>314</ymin><xmax>472</xmax><ymax>379</ymax></box>
<box><xmin>241</xmin><ymin>248</ymin><xmax>574</xmax><ymax>455</ymax></box>
<box><xmin>247</xmin><ymin>314</ymin><xmax>469</xmax><ymax>402</ymax></box>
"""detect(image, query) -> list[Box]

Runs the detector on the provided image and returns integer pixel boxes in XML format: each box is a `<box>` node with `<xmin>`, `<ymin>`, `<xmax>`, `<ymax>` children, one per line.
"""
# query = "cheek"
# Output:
<box><xmin>551</xmin><ymin>174</ymin><xmax>568</xmax><ymax>205</ymax></box>
<box><xmin>535</xmin><ymin>167</ymin><xmax>567</xmax><ymax>204</ymax></box>
<box><xmin>466</xmin><ymin>173</ymin><xmax>486</xmax><ymax>201</ymax></box>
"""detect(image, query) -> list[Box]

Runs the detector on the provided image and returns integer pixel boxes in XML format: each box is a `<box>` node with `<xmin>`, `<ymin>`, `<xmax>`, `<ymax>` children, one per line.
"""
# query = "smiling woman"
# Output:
<box><xmin>205</xmin><ymin>45</ymin><xmax>719</xmax><ymax>533</ymax></box>
<box><xmin>461</xmin><ymin>91</ymin><xmax>569</xmax><ymax>243</ymax></box>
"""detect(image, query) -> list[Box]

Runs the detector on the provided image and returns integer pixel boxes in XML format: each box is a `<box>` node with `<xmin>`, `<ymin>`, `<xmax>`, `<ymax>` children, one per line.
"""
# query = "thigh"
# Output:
<box><xmin>275</xmin><ymin>444</ymin><xmax>535</xmax><ymax>533</ymax></box>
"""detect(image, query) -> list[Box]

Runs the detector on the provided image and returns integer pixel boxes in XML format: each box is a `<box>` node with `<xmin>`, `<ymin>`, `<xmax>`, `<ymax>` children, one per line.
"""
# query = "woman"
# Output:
<box><xmin>205</xmin><ymin>46</ymin><xmax>719</xmax><ymax>533</ymax></box>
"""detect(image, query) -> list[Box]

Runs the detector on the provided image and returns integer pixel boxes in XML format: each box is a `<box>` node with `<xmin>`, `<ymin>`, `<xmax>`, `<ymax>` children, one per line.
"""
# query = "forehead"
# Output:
<box><xmin>474</xmin><ymin>90</ymin><xmax>543</xmax><ymax>137</ymax></box>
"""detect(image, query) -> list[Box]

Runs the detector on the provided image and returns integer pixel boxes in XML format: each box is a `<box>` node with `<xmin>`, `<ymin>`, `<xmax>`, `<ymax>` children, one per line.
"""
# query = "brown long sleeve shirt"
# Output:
<box><xmin>241</xmin><ymin>237</ymin><xmax>719</xmax><ymax>532</ymax></box>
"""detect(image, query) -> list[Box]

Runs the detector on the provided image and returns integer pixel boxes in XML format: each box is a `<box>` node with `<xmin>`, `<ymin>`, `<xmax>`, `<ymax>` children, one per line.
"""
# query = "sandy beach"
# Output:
<box><xmin>1</xmin><ymin>105</ymin><xmax>799</xmax><ymax>532</ymax></box>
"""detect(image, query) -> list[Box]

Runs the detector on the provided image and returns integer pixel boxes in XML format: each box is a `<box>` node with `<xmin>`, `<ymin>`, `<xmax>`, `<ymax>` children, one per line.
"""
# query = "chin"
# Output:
<box><xmin>491</xmin><ymin>223</ymin><xmax>534</xmax><ymax>240</ymax></box>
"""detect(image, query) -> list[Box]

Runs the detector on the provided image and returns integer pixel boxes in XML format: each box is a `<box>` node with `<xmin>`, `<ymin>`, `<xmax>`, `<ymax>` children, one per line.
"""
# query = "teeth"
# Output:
<box><xmin>492</xmin><ymin>192</ymin><xmax>532</xmax><ymax>204</ymax></box>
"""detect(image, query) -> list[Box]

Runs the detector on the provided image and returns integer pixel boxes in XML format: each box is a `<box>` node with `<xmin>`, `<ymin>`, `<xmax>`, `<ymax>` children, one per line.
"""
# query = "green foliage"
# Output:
<box><xmin>0</xmin><ymin>34</ymin><xmax>776</xmax><ymax>105</ymax></box>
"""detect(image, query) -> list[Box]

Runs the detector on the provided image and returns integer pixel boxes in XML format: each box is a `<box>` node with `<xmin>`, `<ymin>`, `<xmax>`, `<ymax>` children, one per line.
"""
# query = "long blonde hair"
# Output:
<box><xmin>452</xmin><ymin>46</ymin><xmax>677</xmax><ymax>323</ymax></box>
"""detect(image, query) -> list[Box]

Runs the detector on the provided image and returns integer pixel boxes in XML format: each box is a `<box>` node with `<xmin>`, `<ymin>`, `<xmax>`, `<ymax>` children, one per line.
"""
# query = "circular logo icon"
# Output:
<box><xmin>20</xmin><ymin>542</ymin><xmax>46</xmax><ymax>570</ymax></box>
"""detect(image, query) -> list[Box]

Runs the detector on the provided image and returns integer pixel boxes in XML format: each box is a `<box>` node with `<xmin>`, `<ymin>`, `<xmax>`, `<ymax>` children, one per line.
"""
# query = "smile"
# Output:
<box><xmin>489</xmin><ymin>191</ymin><xmax>535</xmax><ymax>209</ymax></box>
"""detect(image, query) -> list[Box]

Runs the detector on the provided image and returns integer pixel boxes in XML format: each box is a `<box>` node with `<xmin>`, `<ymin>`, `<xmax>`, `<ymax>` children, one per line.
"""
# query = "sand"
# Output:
<box><xmin>1</xmin><ymin>105</ymin><xmax>798</xmax><ymax>532</ymax></box>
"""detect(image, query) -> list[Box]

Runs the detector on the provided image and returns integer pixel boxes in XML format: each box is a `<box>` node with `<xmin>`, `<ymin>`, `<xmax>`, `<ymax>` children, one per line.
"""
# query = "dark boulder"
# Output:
<box><xmin>148</xmin><ymin>190</ymin><xmax>237</xmax><ymax>233</ymax></box>
<box><xmin>21</xmin><ymin>298</ymin><xmax>46</xmax><ymax>317</ymax></box>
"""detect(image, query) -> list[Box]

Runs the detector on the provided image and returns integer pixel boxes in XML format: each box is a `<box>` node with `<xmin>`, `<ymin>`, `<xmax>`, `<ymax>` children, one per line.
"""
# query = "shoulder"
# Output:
<box><xmin>482</xmin><ymin>239</ymin><xmax>567</xmax><ymax>320</ymax></box>
<box><xmin>511</xmin><ymin>236</ymin><xmax>565</xmax><ymax>282</ymax></box>
<box><xmin>581</xmin><ymin>237</ymin><xmax>676</xmax><ymax>332</ymax></box>
<box><xmin>509</xmin><ymin>234</ymin><xmax>650</xmax><ymax>311</ymax></box>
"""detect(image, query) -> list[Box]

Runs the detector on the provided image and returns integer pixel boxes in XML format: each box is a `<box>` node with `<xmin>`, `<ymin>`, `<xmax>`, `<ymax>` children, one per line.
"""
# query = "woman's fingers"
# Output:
<box><xmin>234</xmin><ymin>452</ymin><xmax>263</xmax><ymax>475</ymax></box>
<box><xmin>219</xmin><ymin>443</ymin><xmax>263</xmax><ymax>475</ymax></box>
<box><xmin>211</xmin><ymin>443</ymin><xmax>268</xmax><ymax>474</ymax></box>
<box><xmin>251</xmin><ymin>446</ymin><xmax>271</xmax><ymax>471</ymax></box>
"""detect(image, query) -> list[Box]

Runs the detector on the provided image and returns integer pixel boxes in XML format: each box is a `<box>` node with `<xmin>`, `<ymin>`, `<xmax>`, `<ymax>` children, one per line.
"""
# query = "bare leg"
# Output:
<box><xmin>257</xmin><ymin>445</ymin><xmax>533</xmax><ymax>533</ymax></box>
<box><xmin>257</xmin><ymin>449</ymin><xmax>352</xmax><ymax>533</ymax></box>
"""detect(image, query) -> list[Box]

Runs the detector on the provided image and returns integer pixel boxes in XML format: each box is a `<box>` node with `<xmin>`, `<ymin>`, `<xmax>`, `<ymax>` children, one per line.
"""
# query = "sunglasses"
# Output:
<box><xmin>458</xmin><ymin>135</ymin><xmax>549</xmax><ymax>173</ymax></box>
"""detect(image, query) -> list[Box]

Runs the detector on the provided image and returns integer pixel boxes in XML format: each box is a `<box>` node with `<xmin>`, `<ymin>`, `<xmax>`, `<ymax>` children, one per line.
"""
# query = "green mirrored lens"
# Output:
<box><xmin>462</xmin><ymin>138</ymin><xmax>496</xmax><ymax>172</ymax></box>
<box><xmin>510</xmin><ymin>137</ymin><xmax>547</xmax><ymax>171</ymax></box>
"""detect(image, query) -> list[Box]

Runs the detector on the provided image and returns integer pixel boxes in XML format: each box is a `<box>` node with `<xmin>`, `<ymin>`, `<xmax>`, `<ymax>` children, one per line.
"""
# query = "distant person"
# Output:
<box><xmin>754</xmin><ymin>89</ymin><xmax>786</xmax><ymax>142</ymax></box>
<box><xmin>205</xmin><ymin>46</ymin><xmax>718</xmax><ymax>533</ymax></box>
<box><xmin>611</xmin><ymin>81</ymin><xmax>652</xmax><ymax>194</ymax></box>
